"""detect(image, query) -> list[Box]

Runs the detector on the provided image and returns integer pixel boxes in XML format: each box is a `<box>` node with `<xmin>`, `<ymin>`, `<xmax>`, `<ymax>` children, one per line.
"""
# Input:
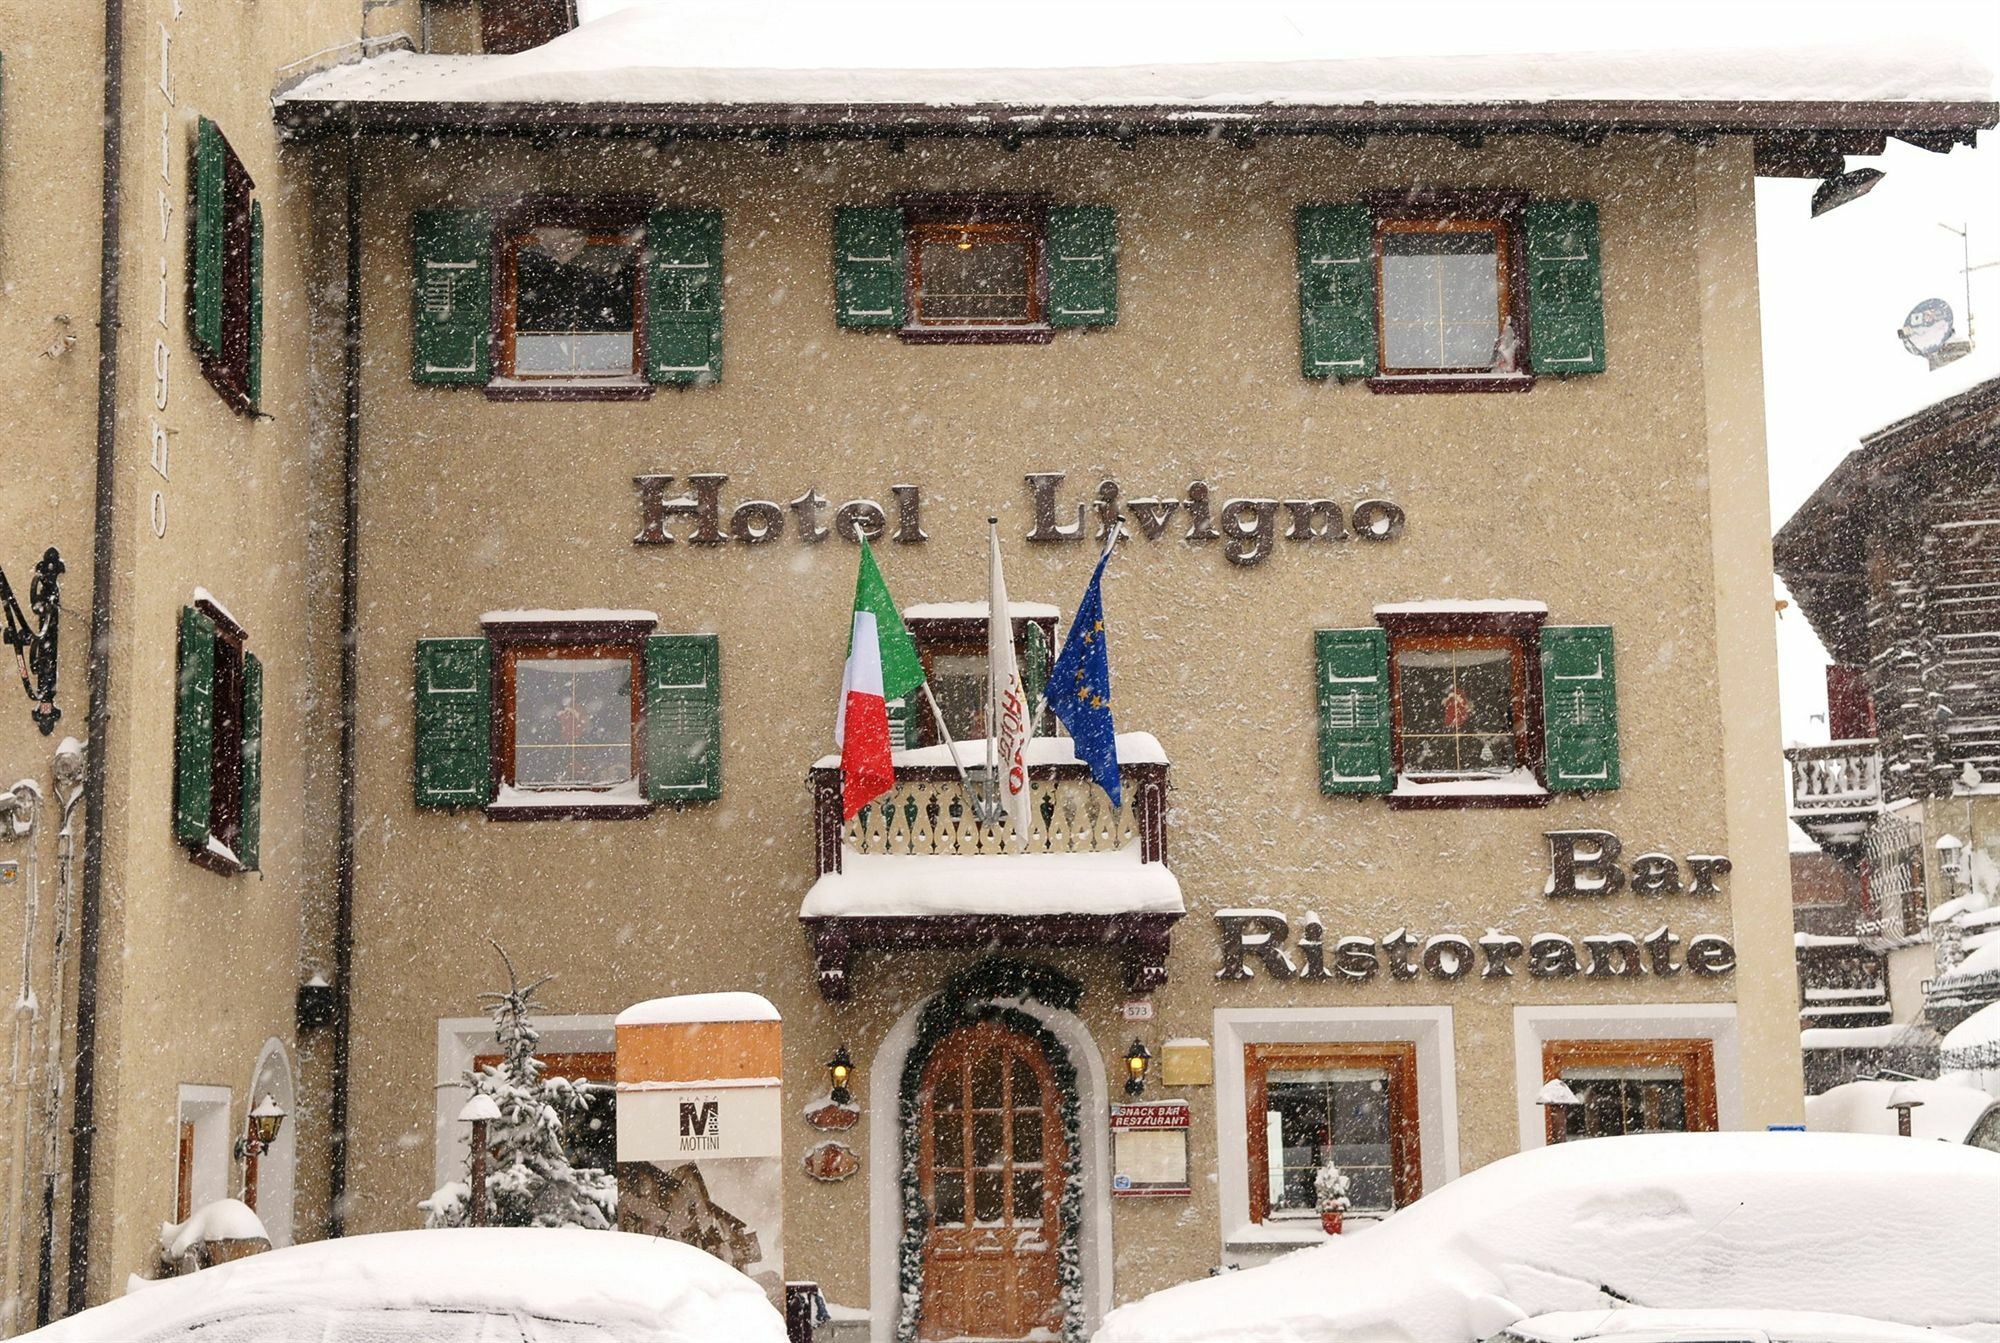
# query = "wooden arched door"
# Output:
<box><xmin>917</xmin><ymin>1020</ymin><xmax>1066</xmax><ymax>1341</ymax></box>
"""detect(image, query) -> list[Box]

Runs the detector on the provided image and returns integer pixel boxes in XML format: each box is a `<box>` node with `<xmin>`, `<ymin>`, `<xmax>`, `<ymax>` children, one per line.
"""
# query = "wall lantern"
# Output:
<box><xmin>1937</xmin><ymin>834</ymin><xmax>1967</xmax><ymax>885</ymax></box>
<box><xmin>458</xmin><ymin>1093</ymin><xmax>502</xmax><ymax>1227</ymax></box>
<box><xmin>1885</xmin><ymin>1082</ymin><xmax>1926</xmax><ymax>1138</ymax></box>
<box><xmin>827</xmin><ymin>1047</ymin><xmax>854</xmax><ymax>1106</ymax></box>
<box><xmin>1124</xmin><ymin>1039</ymin><xmax>1152</xmax><ymax>1097</ymax></box>
<box><xmin>234</xmin><ymin>1093</ymin><xmax>287</xmax><ymax>1212</ymax></box>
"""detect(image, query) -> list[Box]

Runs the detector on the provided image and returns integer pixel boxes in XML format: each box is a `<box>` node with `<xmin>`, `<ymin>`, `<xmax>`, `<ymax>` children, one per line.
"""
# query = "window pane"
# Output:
<box><xmin>558</xmin><ymin>1082</ymin><xmax>616</xmax><ymax>1173</ymax></box>
<box><xmin>1396</xmin><ymin>645</ymin><xmax>1517</xmax><ymax>777</ymax></box>
<box><xmin>1265</xmin><ymin>1067</ymin><xmax>1395</xmax><ymax>1214</ymax></box>
<box><xmin>1013</xmin><ymin>1112</ymin><xmax>1042</xmax><ymax>1165</ymax></box>
<box><xmin>972</xmin><ymin>1112</ymin><xmax>1005</xmax><ymax>1166</ymax></box>
<box><xmin>930</xmin><ymin>654</ymin><xmax>987</xmax><ymax>742</ymax></box>
<box><xmin>513</xmin><ymin>657</ymin><xmax>633</xmax><ymax>789</ymax></box>
<box><xmin>514</xmin><ymin>229</ymin><xmax>637</xmax><ymax>375</ymax></box>
<box><xmin>1012</xmin><ymin>1059</ymin><xmax>1042</xmax><ymax>1111</ymax></box>
<box><xmin>919</xmin><ymin>238</ymin><xmax>1032</xmax><ymax>322</ymax></box>
<box><xmin>935</xmin><ymin>1113</ymin><xmax>964</xmax><ymax>1168</ymax></box>
<box><xmin>1011</xmin><ymin>1170</ymin><xmax>1045</xmax><ymax>1224</ymax></box>
<box><xmin>1561</xmin><ymin>1066</ymin><xmax>1689</xmax><ymax>1139</ymax></box>
<box><xmin>970</xmin><ymin>1051</ymin><xmax>1004</xmax><ymax>1109</ymax></box>
<box><xmin>973</xmin><ymin>1170</ymin><xmax>1004</xmax><ymax>1224</ymax></box>
<box><xmin>934</xmin><ymin>1170</ymin><xmax>966</xmax><ymax>1225</ymax></box>
<box><xmin>1381</xmin><ymin>229</ymin><xmax>1501</xmax><ymax>370</ymax></box>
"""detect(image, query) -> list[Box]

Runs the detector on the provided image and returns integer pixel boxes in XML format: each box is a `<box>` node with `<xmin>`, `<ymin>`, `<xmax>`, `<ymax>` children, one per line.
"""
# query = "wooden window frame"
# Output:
<box><xmin>905</xmin><ymin>614</ymin><xmax>1058</xmax><ymax>746</ymax></box>
<box><xmin>1365</xmin><ymin>189</ymin><xmax>1533</xmax><ymax>395</ymax></box>
<box><xmin>1244</xmin><ymin>1041</ymin><xmax>1422</xmax><ymax>1222</ymax></box>
<box><xmin>175</xmin><ymin>1120</ymin><xmax>196</xmax><ymax>1223</ymax></box>
<box><xmin>190</xmin><ymin>595</ymin><xmax>251</xmax><ymax>875</ymax></box>
<box><xmin>1542</xmin><ymin>1038</ymin><xmax>1718</xmax><ymax>1145</ymax></box>
<box><xmin>1377</xmin><ymin>608</ymin><xmax>1547</xmax><ymax>810</ymax></box>
<box><xmin>485</xmin><ymin>617</ymin><xmax>653</xmax><ymax>821</ymax></box>
<box><xmin>487</xmin><ymin>196</ymin><xmax>653</xmax><ymax>402</ymax></box>
<box><xmin>898</xmin><ymin>194</ymin><xmax>1053</xmax><ymax>345</ymax></box>
<box><xmin>194</xmin><ymin>130</ymin><xmax>258</xmax><ymax>414</ymax></box>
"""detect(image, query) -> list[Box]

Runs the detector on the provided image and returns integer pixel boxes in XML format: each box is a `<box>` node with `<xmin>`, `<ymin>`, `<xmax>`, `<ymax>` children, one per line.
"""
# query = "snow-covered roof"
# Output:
<box><xmin>275</xmin><ymin>5</ymin><xmax>1995</xmax><ymax>158</ymax></box>
<box><xmin>801</xmin><ymin>840</ymin><xmax>1183</xmax><ymax>919</ymax></box>
<box><xmin>615</xmin><ymin>991</ymin><xmax>780</xmax><ymax>1027</ymax></box>
<box><xmin>812</xmin><ymin>731</ymin><xmax>1166</xmax><ymax>772</ymax></box>
<box><xmin>1803</xmin><ymin>1078</ymin><xmax>1997</xmax><ymax>1143</ymax></box>
<box><xmin>36</xmin><ymin>1228</ymin><xmax>786</xmax><ymax>1342</ymax></box>
<box><xmin>1942</xmin><ymin>1000</ymin><xmax>2000</xmax><ymax>1054</ymax></box>
<box><xmin>1798</xmin><ymin>1023</ymin><xmax>1921</xmax><ymax>1048</ymax></box>
<box><xmin>1096</xmin><ymin>1132</ymin><xmax>2000</xmax><ymax>1343</ymax></box>
<box><xmin>1504</xmin><ymin>1309</ymin><xmax>1956</xmax><ymax>1343</ymax></box>
<box><xmin>161</xmin><ymin>1199</ymin><xmax>268</xmax><ymax>1259</ymax></box>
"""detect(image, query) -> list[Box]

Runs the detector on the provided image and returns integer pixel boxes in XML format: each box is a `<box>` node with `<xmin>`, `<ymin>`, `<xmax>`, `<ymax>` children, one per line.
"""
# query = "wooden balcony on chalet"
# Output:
<box><xmin>799</xmin><ymin>734</ymin><xmax>1181</xmax><ymax>1001</ymax></box>
<box><xmin>1787</xmin><ymin>739</ymin><xmax>1883</xmax><ymax>856</ymax></box>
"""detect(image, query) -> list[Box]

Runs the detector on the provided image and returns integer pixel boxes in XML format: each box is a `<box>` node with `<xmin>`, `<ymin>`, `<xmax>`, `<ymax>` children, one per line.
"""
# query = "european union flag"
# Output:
<box><xmin>1047</xmin><ymin>550</ymin><xmax>1121</xmax><ymax>807</ymax></box>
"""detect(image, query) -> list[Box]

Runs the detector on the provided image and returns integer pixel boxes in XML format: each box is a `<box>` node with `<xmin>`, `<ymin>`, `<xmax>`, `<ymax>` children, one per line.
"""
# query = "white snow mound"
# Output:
<box><xmin>1092</xmin><ymin>1132</ymin><xmax>2000</xmax><ymax>1343</ymax></box>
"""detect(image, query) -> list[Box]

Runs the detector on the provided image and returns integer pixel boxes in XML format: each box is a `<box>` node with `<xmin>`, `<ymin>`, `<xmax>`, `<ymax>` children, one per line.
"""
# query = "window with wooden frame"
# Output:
<box><xmin>173</xmin><ymin>595</ymin><xmax>263</xmax><ymax>874</ymax></box>
<box><xmin>1245</xmin><ymin>1042</ymin><xmax>1421</xmax><ymax>1221</ymax></box>
<box><xmin>1297</xmin><ymin>192</ymin><xmax>1605</xmax><ymax>390</ymax></box>
<box><xmin>411</xmin><ymin>202</ymin><xmax>722</xmax><ymax>398</ymax></box>
<box><xmin>834</xmin><ymin>198</ymin><xmax>1118</xmax><ymax>344</ymax></box>
<box><xmin>1543</xmin><ymin>1038</ymin><xmax>1718</xmax><ymax>1145</ymax></box>
<box><xmin>412</xmin><ymin>617</ymin><xmax>721</xmax><ymax>819</ymax></box>
<box><xmin>472</xmin><ymin>1050</ymin><xmax>614</xmax><ymax>1172</ymax></box>
<box><xmin>1316</xmin><ymin>611</ymin><xmax>1619</xmax><ymax>806</ymax></box>
<box><xmin>189</xmin><ymin>117</ymin><xmax>265</xmax><ymax>414</ymax></box>
<box><xmin>902</xmin><ymin>608</ymin><xmax>1057</xmax><ymax>747</ymax></box>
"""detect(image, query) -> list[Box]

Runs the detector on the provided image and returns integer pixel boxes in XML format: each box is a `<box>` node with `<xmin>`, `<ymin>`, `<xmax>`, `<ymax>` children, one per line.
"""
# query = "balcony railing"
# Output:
<box><xmin>1786</xmin><ymin>740</ymin><xmax>1883</xmax><ymax>812</ymax></box>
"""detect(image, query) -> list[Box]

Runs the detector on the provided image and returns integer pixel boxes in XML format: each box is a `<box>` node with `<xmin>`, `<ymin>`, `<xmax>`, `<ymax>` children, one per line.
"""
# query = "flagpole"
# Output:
<box><xmin>986</xmin><ymin>518</ymin><xmax>1001</xmax><ymax>793</ymax></box>
<box><xmin>917</xmin><ymin>681</ymin><xmax>976</xmax><ymax>791</ymax></box>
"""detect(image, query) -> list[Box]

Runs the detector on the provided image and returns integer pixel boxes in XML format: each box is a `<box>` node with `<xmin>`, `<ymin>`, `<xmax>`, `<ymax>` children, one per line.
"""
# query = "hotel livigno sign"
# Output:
<box><xmin>1215</xmin><ymin>831</ymin><xmax>1736</xmax><ymax>984</ymax></box>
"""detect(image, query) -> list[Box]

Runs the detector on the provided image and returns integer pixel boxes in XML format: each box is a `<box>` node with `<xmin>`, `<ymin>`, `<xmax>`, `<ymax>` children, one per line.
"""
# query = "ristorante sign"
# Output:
<box><xmin>1215</xmin><ymin>831</ymin><xmax>1738</xmax><ymax>984</ymax></box>
<box><xmin>633</xmin><ymin>472</ymin><xmax>1406</xmax><ymax>567</ymax></box>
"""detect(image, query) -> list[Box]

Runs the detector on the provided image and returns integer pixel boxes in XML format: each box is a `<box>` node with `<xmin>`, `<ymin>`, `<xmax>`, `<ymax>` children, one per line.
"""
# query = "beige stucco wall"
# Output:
<box><xmin>323</xmin><ymin>130</ymin><xmax>1803</xmax><ymax>1309</ymax></box>
<box><xmin>0</xmin><ymin>0</ymin><xmax>358</xmax><ymax>1317</ymax></box>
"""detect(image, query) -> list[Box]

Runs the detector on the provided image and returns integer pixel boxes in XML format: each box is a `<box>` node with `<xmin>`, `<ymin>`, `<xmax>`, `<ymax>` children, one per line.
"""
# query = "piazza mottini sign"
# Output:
<box><xmin>1215</xmin><ymin>830</ymin><xmax>1737</xmax><ymax>984</ymax></box>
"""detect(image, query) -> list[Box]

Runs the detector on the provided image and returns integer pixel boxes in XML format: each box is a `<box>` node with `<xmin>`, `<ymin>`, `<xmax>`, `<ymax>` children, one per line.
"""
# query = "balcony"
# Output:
<box><xmin>1786</xmin><ymin>739</ymin><xmax>1883</xmax><ymax>856</ymax></box>
<box><xmin>799</xmin><ymin>734</ymin><xmax>1182</xmax><ymax>1001</ymax></box>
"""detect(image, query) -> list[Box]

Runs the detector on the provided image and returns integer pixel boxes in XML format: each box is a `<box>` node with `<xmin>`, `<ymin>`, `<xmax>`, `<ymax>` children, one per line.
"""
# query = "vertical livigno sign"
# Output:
<box><xmin>634</xmin><ymin>472</ymin><xmax>1407</xmax><ymax>566</ymax></box>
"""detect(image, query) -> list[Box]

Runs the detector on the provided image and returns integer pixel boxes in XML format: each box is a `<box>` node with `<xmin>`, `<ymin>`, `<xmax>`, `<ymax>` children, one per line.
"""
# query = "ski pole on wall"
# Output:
<box><xmin>0</xmin><ymin>549</ymin><xmax>64</xmax><ymax>735</ymax></box>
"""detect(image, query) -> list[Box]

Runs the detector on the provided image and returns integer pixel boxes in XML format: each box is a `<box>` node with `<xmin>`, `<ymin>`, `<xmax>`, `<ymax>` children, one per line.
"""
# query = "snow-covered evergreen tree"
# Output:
<box><xmin>420</xmin><ymin>944</ymin><xmax>616</xmax><ymax>1229</ymax></box>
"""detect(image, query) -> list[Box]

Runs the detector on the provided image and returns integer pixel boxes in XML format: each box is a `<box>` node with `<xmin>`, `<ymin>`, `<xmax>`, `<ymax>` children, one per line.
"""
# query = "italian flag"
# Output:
<box><xmin>835</xmin><ymin>539</ymin><xmax>926</xmax><ymax>820</ymax></box>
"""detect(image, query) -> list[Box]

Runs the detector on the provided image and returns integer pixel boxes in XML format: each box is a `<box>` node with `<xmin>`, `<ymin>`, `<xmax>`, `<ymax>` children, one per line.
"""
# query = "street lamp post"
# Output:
<box><xmin>235</xmin><ymin>1094</ymin><xmax>287</xmax><ymax>1212</ymax></box>
<box><xmin>458</xmin><ymin>1094</ymin><xmax>502</xmax><ymax>1226</ymax></box>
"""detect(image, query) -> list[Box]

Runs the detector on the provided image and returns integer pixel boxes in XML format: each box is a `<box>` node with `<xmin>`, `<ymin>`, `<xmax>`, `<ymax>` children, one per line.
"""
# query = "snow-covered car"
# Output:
<box><xmin>1486</xmin><ymin>1308</ymin><xmax>1968</xmax><ymax>1342</ymax></box>
<box><xmin>1803</xmin><ymin>1078</ymin><xmax>1999</xmax><ymax>1143</ymax></box>
<box><xmin>1093</xmin><ymin>1132</ymin><xmax>2000</xmax><ymax>1343</ymax></box>
<box><xmin>25</xmin><ymin>1227</ymin><xmax>788</xmax><ymax>1343</ymax></box>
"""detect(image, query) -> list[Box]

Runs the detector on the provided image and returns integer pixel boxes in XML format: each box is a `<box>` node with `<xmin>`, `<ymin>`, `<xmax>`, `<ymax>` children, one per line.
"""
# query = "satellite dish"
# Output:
<box><xmin>1899</xmin><ymin>297</ymin><xmax>1971</xmax><ymax>370</ymax></box>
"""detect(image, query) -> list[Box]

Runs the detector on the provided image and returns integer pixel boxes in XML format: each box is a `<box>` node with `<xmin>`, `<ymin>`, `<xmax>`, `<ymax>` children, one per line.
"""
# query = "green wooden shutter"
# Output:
<box><xmin>1541</xmin><ymin>625</ymin><xmax>1620</xmax><ymax>791</ymax></box>
<box><xmin>174</xmin><ymin>606</ymin><xmax>217</xmax><ymax>846</ymax></box>
<box><xmin>1316</xmin><ymin>628</ymin><xmax>1393</xmax><ymax>794</ymax></box>
<box><xmin>1297</xmin><ymin>205</ymin><xmax>1376</xmax><ymax>380</ymax></box>
<box><xmin>645</xmin><ymin>634</ymin><xmax>721</xmax><ymax>802</ymax></box>
<box><xmin>647</xmin><ymin>208</ymin><xmax>723</xmax><ymax>385</ymax></box>
<box><xmin>1048</xmin><ymin>206</ymin><xmax>1117</xmax><ymax>328</ymax></box>
<box><xmin>411</xmin><ymin>209</ymin><xmax>493</xmax><ymax>384</ymax></box>
<box><xmin>247</xmin><ymin>200</ymin><xmax>265</xmax><ymax>411</ymax></box>
<box><xmin>414</xmin><ymin>638</ymin><xmax>492</xmax><ymax>809</ymax></box>
<box><xmin>834</xmin><ymin>206</ymin><xmax>906</xmax><ymax>328</ymax></box>
<box><xmin>886</xmin><ymin>698</ymin><xmax>913</xmax><ymax>752</ymax></box>
<box><xmin>239</xmin><ymin>651</ymin><xmax>263</xmax><ymax>871</ymax></box>
<box><xmin>1525</xmin><ymin>200</ymin><xmax>1606</xmax><ymax>375</ymax></box>
<box><xmin>192</xmin><ymin>116</ymin><xmax>226</xmax><ymax>359</ymax></box>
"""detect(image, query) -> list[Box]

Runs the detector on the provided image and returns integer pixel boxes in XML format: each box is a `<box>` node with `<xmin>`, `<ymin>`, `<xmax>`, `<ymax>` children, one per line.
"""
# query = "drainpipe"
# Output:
<box><xmin>327</xmin><ymin>122</ymin><xmax>362</xmax><ymax>1238</ymax></box>
<box><xmin>66</xmin><ymin>0</ymin><xmax>127</xmax><ymax>1313</ymax></box>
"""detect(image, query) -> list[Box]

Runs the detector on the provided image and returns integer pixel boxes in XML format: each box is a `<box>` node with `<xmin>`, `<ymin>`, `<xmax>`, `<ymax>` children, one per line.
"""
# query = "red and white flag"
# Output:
<box><xmin>988</xmin><ymin>520</ymin><xmax>1033</xmax><ymax>843</ymax></box>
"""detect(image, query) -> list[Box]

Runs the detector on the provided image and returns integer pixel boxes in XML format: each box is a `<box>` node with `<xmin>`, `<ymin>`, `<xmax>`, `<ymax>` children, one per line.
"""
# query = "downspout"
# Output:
<box><xmin>327</xmin><ymin>121</ymin><xmax>362</xmax><ymax>1238</ymax></box>
<box><xmin>64</xmin><ymin>0</ymin><xmax>127</xmax><ymax>1313</ymax></box>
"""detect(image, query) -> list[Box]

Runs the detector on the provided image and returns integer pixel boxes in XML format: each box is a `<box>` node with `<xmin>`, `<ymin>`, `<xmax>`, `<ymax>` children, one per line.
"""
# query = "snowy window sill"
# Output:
<box><xmin>1387</xmin><ymin>768</ymin><xmax>1550</xmax><ymax>810</ymax></box>
<box><xmin>1366</xmin><ymin>371</ymin><xmax>1535</xmax><ymax>395</ymax></box>
<box><xmin>1223</xmin><ymin>1214</ymin><xmax>1384</xmax><ymax>1250</ymax></box>
<box><xmin>897</xmin><ymin>324</ymin><xmax>1055</xmax><ymax>346</ymax></box>
<box><xmin>486</xmin><ymin>779</ymin><xmax>653</xmax><ymax>822</ymax></box>
<box><xmin>482</xmin><ymin>376</ymin><xmax>655</xmax><ymax>403</ymax></box>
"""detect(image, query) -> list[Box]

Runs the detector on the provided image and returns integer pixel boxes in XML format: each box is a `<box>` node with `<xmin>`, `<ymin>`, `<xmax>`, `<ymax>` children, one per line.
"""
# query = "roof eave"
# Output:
<box><xmin>271</xmin><ymin>95</ymin><xmax>1997</xmax><ymax>173</ymax></box>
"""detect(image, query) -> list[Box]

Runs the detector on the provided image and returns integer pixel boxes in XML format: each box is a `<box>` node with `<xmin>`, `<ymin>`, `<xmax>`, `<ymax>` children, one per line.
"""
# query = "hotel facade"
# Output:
<box><xmin>2</xmin><ymin>2</ymin><xmax>1993</xmax><ymax>1338</ymax></box>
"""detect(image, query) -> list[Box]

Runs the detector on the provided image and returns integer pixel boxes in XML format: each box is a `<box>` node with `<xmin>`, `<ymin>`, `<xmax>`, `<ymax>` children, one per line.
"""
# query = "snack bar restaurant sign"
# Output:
<box><xmin>1216</xmin><ymin>831</ymin><xmax>1738</xmax><ymax>984</ymax></box>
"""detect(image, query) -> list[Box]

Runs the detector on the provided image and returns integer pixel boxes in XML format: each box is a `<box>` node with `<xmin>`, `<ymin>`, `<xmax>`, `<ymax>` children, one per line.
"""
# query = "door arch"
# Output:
<box><xmin>916</xmin><ymin>1020</ymin><xmax>1066</xmax><ymax>1341</ymax></box>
